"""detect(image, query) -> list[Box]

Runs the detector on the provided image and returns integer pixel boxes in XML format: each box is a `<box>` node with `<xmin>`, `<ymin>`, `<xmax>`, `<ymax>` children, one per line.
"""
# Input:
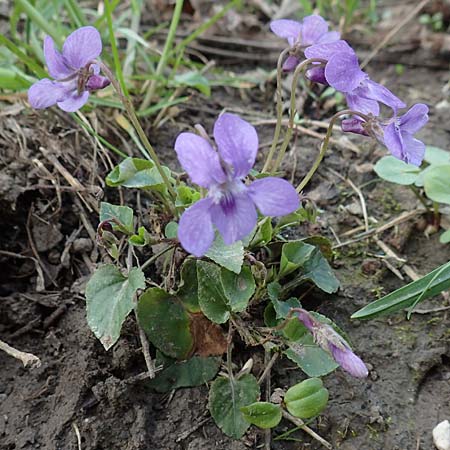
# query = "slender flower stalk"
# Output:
<box><xmin>262</xmin><ymin>48</ymin><xmax>290</xmax><ymax>174</ymax></box>
<box><xmin>270</xmin><ymin>58</ymin><xmax>327</xmax><ymax>174</ymax></box>
<box><xmin>296</xmin><ymin>109</ymin><xmax>371</xmax><ymax>193</ymax></box>
<box><xmin>99</xmin><ymin>62</ymin><xmax>177</xmax><ymax>200</ymax></box>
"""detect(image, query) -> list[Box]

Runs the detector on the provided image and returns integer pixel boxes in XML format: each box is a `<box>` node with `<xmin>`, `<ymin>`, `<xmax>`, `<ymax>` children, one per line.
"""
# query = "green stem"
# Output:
<box><xmin>433</xmin><ymin>201</ymin><xmax>440</xmax><ymax>224</ymax></box>
<box><xmin>140</xmin><ymin>244</ymin><xmax>175</xmax><ymax>271</ymax></box>
<box><xmin>271</xmin><ymin>58</ymin><xmax>327</xmax><ymax>174</ymax></box>
<box><xmin>99</xmin><ymin>62</ymin><xmax>177</xmax><ymax>200</ymax></box>
<box><xmin>409</xmin><ymin>185</ymin><xmax>430</xmax><ymax>212</ymax></box>
<box><xmin>296</xmin><ymin>109</ymin><xmax>370</xmax><ymax>193</ymax></box>
<box><xmin>262</xmin><ymin>48</ymin><xmax>290</xmax><ymax>174</ymax></box>
<box><xmin>139</xmin><ymin>0</ymin><xmax>184</xmax><ymax>112</ymax></box>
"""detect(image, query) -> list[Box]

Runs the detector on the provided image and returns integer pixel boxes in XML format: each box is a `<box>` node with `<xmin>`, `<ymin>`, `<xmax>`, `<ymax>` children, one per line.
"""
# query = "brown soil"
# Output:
<box><xmin>1</xmin><ymin>3</ymin><xmax>450</xmax><ymax>450</ymax></box>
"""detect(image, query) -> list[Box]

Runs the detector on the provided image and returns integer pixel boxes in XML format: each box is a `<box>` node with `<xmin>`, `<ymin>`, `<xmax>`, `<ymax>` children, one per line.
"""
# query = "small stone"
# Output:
<box><xmin>433</xmin><ymin>420</ymin><xmax>450</xmax><ymax>450</ymax></box>
<box><xmin>72</xmin><ymin>238</ymin><xmax>93</xmax><ymax>254</ymax></box>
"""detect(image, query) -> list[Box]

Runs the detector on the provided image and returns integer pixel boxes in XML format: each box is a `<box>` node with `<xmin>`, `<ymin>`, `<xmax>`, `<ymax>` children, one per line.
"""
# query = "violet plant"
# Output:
<box><xmin>23</xmin><ymin>9</ymin><xmax>435</xmax><ymax>446</ymax></box>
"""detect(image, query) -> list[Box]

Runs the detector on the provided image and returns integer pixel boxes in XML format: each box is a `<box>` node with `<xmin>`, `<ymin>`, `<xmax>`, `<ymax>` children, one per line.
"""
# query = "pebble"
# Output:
<box><xmin>433</xmin><ymin>420</ymin><xmax>450</xmax><ymax>450</ymax></box>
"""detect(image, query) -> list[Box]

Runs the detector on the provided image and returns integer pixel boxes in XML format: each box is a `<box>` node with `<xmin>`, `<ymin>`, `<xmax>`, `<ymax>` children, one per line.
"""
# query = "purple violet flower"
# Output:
<box><xmin>175</xmin><ymin>113</ymin><xmax>300</xmax><ymax>257</ymax></box>
<box><xmin>342</xmin><ymin>104</ymin><xmax>429</xmax><ymax>166</ymax></box>
<box><xmin>28</xmin><ymin>26</ymin><xmax>110</xmax><ymax>112</ymax></box>
<box><xmin>306</xmin><ymin>44</ymin><xmax>405</xmax><ymax>115</ymax></box>
<box><xmin>296</xmin><ymin>309</ymin><xmax>369</xmax><ymax>378</ymax></box>
<box><xmin>270</xmin><ymin>15</ymin><xmax>340</xmax><ymax>72</ymax></box>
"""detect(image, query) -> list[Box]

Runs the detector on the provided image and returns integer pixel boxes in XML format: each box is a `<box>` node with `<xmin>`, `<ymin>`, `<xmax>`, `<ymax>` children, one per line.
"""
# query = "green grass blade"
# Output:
<box><xmin>172</xmin><ymin>0</ymin><xmax>240</xmax><ymax>55</ymax></box>
<box><xmin>64</xmin><ymin>0</ymin><xmax>87</xmax><ymax>28</ymax></box>
<box><xmin>351</xmin><ymin>260</ymin><xmax>450</xmax><ymax>319</ymax></box>
<box><xmin>15</xmin><ymin>0</ymin><xmax>62</xmax><ymax>44</ymax></box>
<box><xmin>0</xmin><ymin>34</ymin><xmax>47</xmax><ymax>78</ymax></box>
<box><xmin>104</xmin><ymin>0</ymin><xmax>128</xmax><ymax>96</ymax></box>
<box><xmin>71</xmin><ymin>113</ymin><xmax>128</xmax><ymax>158</ymax></box>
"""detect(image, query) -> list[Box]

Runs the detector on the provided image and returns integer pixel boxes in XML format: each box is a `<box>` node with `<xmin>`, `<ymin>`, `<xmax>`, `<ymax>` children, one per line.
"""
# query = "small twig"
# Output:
<box><xmin>136</xmin><ymin>313</ymin><xmax>157</xmax><ymax>379</ymax></box>
<box><xmin>72</xmin><ymin>422</ymin><xmax>82</xmax><ymax>450</ymax></box>
<box><xmin>281</xmin><ymin>410</ymin><xmax>332</xmax><ymax>449</ymax></box>
<box><xmin>413</xmin><ymin>305</ymin><xmax>450</xmax><ymax>314</ymax></box>
<box><xmin>258</xmin><ymin>352</ymin><xmax>279</xmax><ymax>385</ymax></box>
<box><xmin>329</xmin><ymin>168</ymin><xmax>370</xmax><ymax>232</ymax></box>
<box><xmin>175</xmin><ymin>415</ymin><xmax>211</xmax><ymax>443</ymax></box>
<box><xmin>360</xmin><ymin>0</ymin><xmax>431</xmax><ymax>68</ymax></box>
<box><xmin>0</xmin><ymin>339</ymin><xmax>41</xmax><ymax>368</ymax></box>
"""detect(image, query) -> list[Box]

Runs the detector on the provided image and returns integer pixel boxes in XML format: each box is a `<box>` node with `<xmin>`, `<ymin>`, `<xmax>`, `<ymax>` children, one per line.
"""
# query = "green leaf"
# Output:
<box><xmin>240</xmin><ymin>402</ymin><xmax>282</xmax><ymax>429</ymax></box>
<box><xmin>351</xmin><ymin>260</ymin><xmax>450</xmax><ymax>319</ymax></box>
<box><xmin>129</xmin><ymin>226</ymin><xmax>152</xmax><ymax>246</ymax></box>
<box><xmin>175</xmin><ymin>185</ymin><xmax>201</xmax><ymax>207</ymax></box>
<box><xmin>374</xmin><ymin>156</ymin><xmax>420</xmax><ymax>185</ymax></box>
<box><xmin>284</xmin><ymin>333</ymin><xmax>339</xmax><ymax>377</ymax></box>
<box><xmin>440</xmin><ymin>229</ymin><xmax>450</xmax><ymax>244</ymax></box>
<box><xmin>86</xmin><ymin>265</ymin><xmax>145</xmax><ymax>350</ymax></box>
<box><xmin>137</xmin><ymin>287</ymin><xmax>193</xmax><ymax>359</ymax></box>
<box><xmin>105</xmin><ymin>157</ymin><xmax>172</xmax><ymax>192</ymax></box>
<box><xmin>147</xmin><ymin>352</ymin><xmax>221</xmax><ymax>393</ymax></box>
<box><xmin>302</xmin><ymin>249</ymin><xmax>340</xmax><ymax>293</ymax></box>
<box><xmin>279</xmin><ymin>241</ymin><xmax>315</xmax><ymax>278</ymax></box>
<box><xmin>424</xmin><ymin>165</ymin><xmax>450</xmax><ymax>204</ymax></box>
<box><xmin>0</xmin><ymin>67</ymin><xmax>31</xmax><ymax>90</ymax></box>
<box><xmin>164</xmin><ymin>221</ymin><xmax>179</xmax><ymax>239</ymax></box>
<box><xmin>99</xmin><ymin>202</ymin><xmax>134</xmax><ymax>234</ymax></box>
<box><xmin>267</xmin><ymin>282</ymin><xmax>301</xmax><ymax>320</ymax></box>
<box><xmin>197</xmin><ymin>261</ymin><xmax>230</xmax><ymax>323</ymax></box>
<box><xmin>249</xmin><ymin>217</ymin><xmax>273</xmax><ymax>247</ymax></box>
<box><xmin>221</xmin><ymin>266</ymin><xmax>256</xmax><ymax>312</ymax></box>
<box><xmin>173</xmin><ymin>71</ymin><xmax>211</xmax><ymax>96</ymax></box>
<box><xmin>424</xmin><ymin>146</ymin><xmax>450</xmax><ymax>165</ymax></box>
<box><xmin>205</xmin><ymin>234</ymin><xmax>244</xmax><ymax>274</ymax></box>
<box><xmin>209</xmin><ymin>374</ymin><xmax>260</xmax><ymax>439</ymax></box>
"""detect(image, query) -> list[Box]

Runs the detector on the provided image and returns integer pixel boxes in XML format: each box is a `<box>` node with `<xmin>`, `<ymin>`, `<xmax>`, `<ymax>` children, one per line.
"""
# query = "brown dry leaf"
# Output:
<box><xmin>190</xmin><ymin>313</ymin><xmax>227</xmax><ymax>357</ymax></box>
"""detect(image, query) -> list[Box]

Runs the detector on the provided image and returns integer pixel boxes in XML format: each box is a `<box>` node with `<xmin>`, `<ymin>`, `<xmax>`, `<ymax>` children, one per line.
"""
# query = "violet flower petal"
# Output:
<box><xmin>304</xmin><ymin>40</ymin><xmax>353</xmax><ymax>60</ymax></box>
<box><xmin>57</xmin><ymin>90</ymin><xmax>90</xmax><ymax>112</ymax></box>
<box><xmin>247</xmin><ymin>177</ymin><xmax>299</xmax><ymax>216</ymax></box>
<box><xmin>329</xmin><ymin>343</ymin><xmax>368</xmax><ymax>378</ymax></box>
<box><xmin>175</xmin><ymin>133</ymin><xmax>227</xmax><ymax>188</ymax></box>
<box><xmin>86</xmin><ymin>75</ymin><xmax>111</xmax><ymax>91</ymax></box>
<box><xmin>346</xmin><ymin>91</ymin><xmax>380</xmax><ymax>116</ymax></box>
<box><xmin>28</xmin><ymin>79</ymin><xmax>66</xmax><ymax>109</ymax></box>
<box><xmin>270</xmin><ymin>19</ymin><xmax>302</xmax><ymax>46</ymax></box>
<box><xmin>306</xmin><ymin>66</ymin><xmax>327</xmax><ymax>84</ymax></box>
<box><xmin>43</xmin><ymin>36</ymin><xmax>72</xmax><ymax>79</ymax></box>
<box><xmin>325</xmin><ymin>51</ymin><xmax>366</xmax><ymax>92</ymax></box>
<box><xmin>296</xmin><ymin>310</ymin><xmax>315</xmax><ymax>332</ymax></box>
<box><xmin>399</xmin><ymin>132</ymin><xmax>426</xmax><ymax>166</ymax></box>
<box><xmin>62</xmin><ymin>26</ymin><xmax>102</xmax><ymax>69</ymax></box>
<box><xmin>318</xmin><ymin>30</ymin><xmax>341</xmax><ymax>44</ymax></box>
<box><xmin>301</xmin><ymin>15</ymin><xmax>330</xmax><ymax>46</ymax></box>
<box><xmin>341</xmin><ymin>118</ymin><xmax>369</xmax><ymax>136</ymax></box>
<box><xmin>213</xmin><ymin>113</ymin><xmax>258</xmax><ymax>178</ymax></box>
<box><xmin>399</xmin><ymin>103</ymin><xmax>429</xmax><ymax>134</ymax></box>
<box><xmin>383</xmin><ymin>122</ymin><xmax>404</xmax><ymax>160</ymax></box>
<box><xmin>365</xmin><ymin>80</ymin><xmax>406</xmax><ymax>112</ymax></box>
<box><xmin>210</xmin><ymin>192</ymin><xmax>257</xmax><ymax>245</ymax></box>
<box><xmin>282</xmin><ymin>55</ymin><xmax>299</xmax><ymax>72</ymax></box>
<box><xmin>178</xmin><ymin>198</ymin><xmax>215</xmax><ymax>257</ymax></box>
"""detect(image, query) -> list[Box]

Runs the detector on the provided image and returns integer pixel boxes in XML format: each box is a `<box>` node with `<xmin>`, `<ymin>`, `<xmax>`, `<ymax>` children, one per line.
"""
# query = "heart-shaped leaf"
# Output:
<box><xmin>374</xmin><ymin>156</ymin><xmax>420</xmax><ymax>185</ymax></box>
<box><xmin>241</xmin><ymin>402</ymin><xmax>282</xmax><ymax>429</ymax></box>
<box><xmin>147</xmin><ymin>352</ymin><xmax>221</xmax><ymax>393</ymax></box>
<box><xmin>86</xmin><ymin>265</ymin><xmax>145</xmax><ymax>350</ymax></box>
<box><xmin>221</xmin><ymin>265</ymin><xmax>255</xmax><ymax>312</ymax></box>
<box><xmin>205</xmin><ymin>234</ymin><xmax>244</xmax><ymax>274</ymax></box>
<box><xmin>424</xmin><ymin>165</ymin><xmax>450</xmax><ymax>205</ymax></box>
<box><xmin>209</xmin><ymin>374</ymin><xmax>260</xmax><ymax>439</ymax></box>
<box><xmin>197</xmin><ymin>260</ymin><xmax>230</xmax><ymax>323</ymax></box>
